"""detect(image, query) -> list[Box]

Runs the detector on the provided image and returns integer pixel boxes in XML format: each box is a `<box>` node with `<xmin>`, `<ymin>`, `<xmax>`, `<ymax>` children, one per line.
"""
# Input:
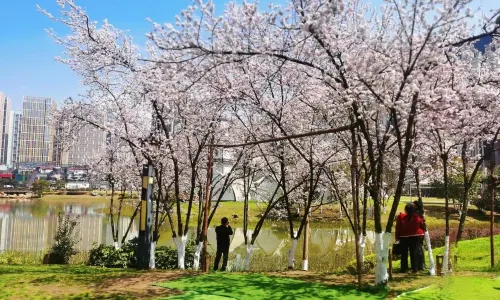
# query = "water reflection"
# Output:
<box><xmin>0</xmin><ymin>200</ymin><xmax>137</xmax><ymax>252</ymax></box>
<box><xmin>0</xmin><ymin>200</ymin><xmax>375</xmax><ymax>257</ymax></box>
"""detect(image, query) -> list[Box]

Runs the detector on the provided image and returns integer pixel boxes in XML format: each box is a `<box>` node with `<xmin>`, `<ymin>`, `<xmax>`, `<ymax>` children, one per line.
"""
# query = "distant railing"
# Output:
<box><xmin>0</xmin><ymin>189</ymin><xmax>31</xmax><ymax>195</ymax></box>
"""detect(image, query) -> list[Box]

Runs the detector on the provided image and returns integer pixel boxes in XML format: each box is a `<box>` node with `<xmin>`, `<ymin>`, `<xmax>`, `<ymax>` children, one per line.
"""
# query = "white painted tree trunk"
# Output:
<box><xmin>442</xmin><ymin>235</ymin><xmax>450</xmax><ymax>274</ymax></box>
<box><xmin>149</xmin><ymin>241</ymin><xmax>156</xmax><ymax>269</ymax></box>
<box><xmin>244</xmin><ymin>244</ymin><xmax>254</xmax><ymax>271</ymax></box>
<box><xmin>288</xmin><ymin>238</ymin><xmax>298</xmax><ymax>269</ymax></box>
<box><xmin>424</xmin><ymin>231</ymin><xmax>436</xmax><ymax>276</ymax></box>
<box><xmin>113</xmin><ymin>241</ymin><xmax>119</xmax><ymax>249</ymax></box>
<box><xmin>359</xmin><ymin>234</ymin><xmax>366</xmax><ymax>267</ymax></box>
<box><xmin>339</xmin><ymin>206</ymin><xmax>343</xmax><ymax>219</ymax></box>
<box><xmin>174</xmin><ymin>235</ymin><xmax>188</xmax><ymax>270</ymax></box>
<box><xmin>302</xmin><ymin>259</ymin><xmax>308</xmax><ymax>271</ymax></box>
<box><xmin>374</xmin><ymin>232</ymin><xmax>390</xmax><ymax>285</ymax></box>
<box><xmin>192</xmin><ymin>241</ymin><xmax>203</xmax><ymax>271</ymax></box>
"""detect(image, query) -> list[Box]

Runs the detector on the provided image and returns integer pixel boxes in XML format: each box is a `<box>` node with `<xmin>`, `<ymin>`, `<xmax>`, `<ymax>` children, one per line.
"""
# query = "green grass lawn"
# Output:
<box><xmin>431</xmin><ymin>235</ymin><xmax>500</xmax><ymax>272</ymax></box>
<box><xmin>398</xmin><ymin>276</ymin><xmax>500</xmax><ymax>300</ymax></box>
<box><xmin>0</xmin><ymin>265</ymin><xmax>135</xmax><ymax>299</ymax></box>
<box><xmin>391</xmin><ymin>234</ymin><xmax>500</xmax><ymax>273</ymax></box>
<box><xmin>41</xmin><ymin>194</ymin><xmax>109</xmax><ymax>204</ymax></box>
<box><xmin>1</xmin><ymin>234</ymin><xmax>499</xmax><ymax>299</ymax></box>
<box><xmin>157</xmin><ymin>273</ymin><xmax>386</xmax><ymax>300</ymax></box>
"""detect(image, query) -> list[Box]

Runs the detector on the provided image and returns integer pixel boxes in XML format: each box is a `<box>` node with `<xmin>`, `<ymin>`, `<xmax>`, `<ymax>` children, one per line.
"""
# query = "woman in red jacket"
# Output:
<box><xmin>395</xmin><ymin>203</ymin><xmax>425</xmax><ymax>272</ymax></box>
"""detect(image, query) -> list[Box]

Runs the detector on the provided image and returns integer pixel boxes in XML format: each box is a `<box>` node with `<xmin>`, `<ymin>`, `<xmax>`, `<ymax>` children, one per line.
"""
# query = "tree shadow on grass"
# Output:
<box><xmin>157</xmin><ymin>273</ymin><xmax>387</xmax><ymax>300</ymax></box>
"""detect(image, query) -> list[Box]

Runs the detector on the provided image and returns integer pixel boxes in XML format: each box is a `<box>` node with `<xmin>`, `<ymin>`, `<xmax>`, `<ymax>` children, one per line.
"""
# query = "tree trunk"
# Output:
<box><xmin>174</xmin><ymin>235</ymin><xmax>188</xmax><ymax>270</ymax></box>
<box><xmin>244</xmin><ymin>242</ymin><xmax>254</xmax><ymax>271</ymax></box>
<box><xmin>288</xmin><ymin>237</ymin><xmax>298</xmax><ymax>269</ymax></box>
<box><xmin>442</xmin><ymin>153</ymin><xmax>451</xmax><ymax>274</ymax></box>
<box><xmin>193</xmin><ymin>241</ymin><xmax>203</xmax><ymax>271</ymax></box>
<box><xmin>121</xmin><ymin>201</ymin><xmax>141</xmax><ymax>244</ymax></box>
<box><xmin>456</xmin><ymin>144</ymin><xmax>470</xmax><ymax>245</ymax></box>
<box><xmin>302</xmin><ymin>215</ymin><xmax>310</xmax><ymax>271</ymax></box>
<box><xmin>350</xmin><ymin>126</ymin><xmax>362</xmax><ymax>287</ymax></box>
<box><xmin>424</xmin><ymin>231</ymin><xmax>436</xmax><ymax>275</ymax></box>
<box><xmin>202</xmin><ymin>144</ymin><xmax>214</xmax><ymax>272</ymax></box>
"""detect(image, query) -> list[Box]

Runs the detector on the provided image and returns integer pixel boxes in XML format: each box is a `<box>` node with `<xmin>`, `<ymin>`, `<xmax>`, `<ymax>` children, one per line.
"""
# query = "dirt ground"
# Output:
<box><xmin>91</xmin><ymin>271</ymin><xmax>190</xmax><ymax>299</ymax></box>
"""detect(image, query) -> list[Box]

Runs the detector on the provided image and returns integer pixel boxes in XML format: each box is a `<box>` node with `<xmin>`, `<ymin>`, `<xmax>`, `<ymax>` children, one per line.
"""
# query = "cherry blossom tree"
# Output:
<box><xmin>43</xmin><ymin>0</ymin><xmax>500</xmax><ymax>285</ymax></box>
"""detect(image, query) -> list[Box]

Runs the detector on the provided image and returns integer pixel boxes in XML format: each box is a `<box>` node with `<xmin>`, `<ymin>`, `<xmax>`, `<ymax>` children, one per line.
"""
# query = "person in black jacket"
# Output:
<box><xmin>214</xmin><ymin>217</ymin><xmax>233</xmax><ymax>271</ymax></box>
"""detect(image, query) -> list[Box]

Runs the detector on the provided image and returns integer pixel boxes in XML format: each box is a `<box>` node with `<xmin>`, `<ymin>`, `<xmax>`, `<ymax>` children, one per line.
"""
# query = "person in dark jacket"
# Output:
<box><xmin>395</xmin><ymin>203</ymin><xmax>425</xmax><ymax>272</ymax></box>
<box><xmin>214</xmin><ymin>217</ymin><xmax>233</xmax><ymax>271</ymax></box>
<box><xmin>413</xmin><ymin>201</ymin><xmax>426</xmax><ymax>270</ymax></box>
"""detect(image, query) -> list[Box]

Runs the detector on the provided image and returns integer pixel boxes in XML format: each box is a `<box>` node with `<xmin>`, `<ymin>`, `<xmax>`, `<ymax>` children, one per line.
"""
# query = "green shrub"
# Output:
<box><xmin>31</xmin><ymin>179</ymin><xmax>51</xmax><ymax>197</ymax></box>
<box><xmin>46</xmin><ymin>213</ymin><xmax>80</xmax><ymax>264</ymax></box>
<box><xmin>345</xmin><ymin>254</ymin><xmax>377</xmax><ymax>274</ymax></box>
<box><xmin>88</xmin><ymin>237</ymin><xmax>196</xmax><ymax>269</ymax></box>
<box><xmin>88</xmin><ymin>243</ymin><xmax>135</xmax><ymax>268</ymax></box>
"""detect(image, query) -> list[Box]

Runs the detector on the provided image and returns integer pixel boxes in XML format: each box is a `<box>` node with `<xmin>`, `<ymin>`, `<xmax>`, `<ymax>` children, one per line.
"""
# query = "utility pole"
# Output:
<box><xmin>202</xmin><ymin>144</ymin><xmax>215</xmax><ymax>272</ymax></box>
<box><xmin>137</xmin><ymin>163</ymin><xmax>154</xmax><ymax>269</ymax></box>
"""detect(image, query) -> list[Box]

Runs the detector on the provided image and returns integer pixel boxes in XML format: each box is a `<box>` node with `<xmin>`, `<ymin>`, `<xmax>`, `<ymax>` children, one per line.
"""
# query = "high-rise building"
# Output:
<box><xmin>66</xmin><ymin>123</ymin><xmax>107</xmax><ymax>166</ymax></box>
<box><xmin>7</xmin><ymin>112</ymin><xmax>22</xmax><ymax>167</ymax></box>
<box><xmin>18</xmin><ymin>96</ymin><xmax>57</xmax><ymax>163</ymax></box>
<box><xmin>0</xmin><ymin>93</ymin><xmax>11</xmax><ymax>165</ymax></box>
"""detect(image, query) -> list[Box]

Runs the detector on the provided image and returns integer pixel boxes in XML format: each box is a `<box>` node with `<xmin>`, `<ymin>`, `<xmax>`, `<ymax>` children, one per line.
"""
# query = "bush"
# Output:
<box><xmin>66</xmin><ymin>191</ymin><xmax>87</xmax><ymax>195</ymax></box>
<box><xmin>45</xmin><ymin>213</ymin><xmax>80</xmax><ymax>264</ymax></box>
<box><xmin>156</xmin><ymin>240</ymin><xmax>196</xmax><ymax>270</ymax></box>
<box><xmin>88</xmin><ymin>237</ymin><xmax>196</xmax><ymax>269</ymax></box>
<box><xmin>31</xmin><ymin>179</ymin><xmax>51</xmax><ymax>197</ymax></box>
<box><xmin>345</xmin><ymin>254</ymin><xmax>377</xmax><ymax>274</ymax></box>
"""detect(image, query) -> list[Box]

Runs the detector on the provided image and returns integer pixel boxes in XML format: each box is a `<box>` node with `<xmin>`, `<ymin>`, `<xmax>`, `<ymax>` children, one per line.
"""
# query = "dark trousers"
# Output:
<box><xmin>400</xmin><ymin>236</ymin><xmax>422</xmax><ymax>272</ymax></box>
<box><xmin>214</xmin><ymin>245</ymin><xmax>229</xmax><ymax>271</ymax></box>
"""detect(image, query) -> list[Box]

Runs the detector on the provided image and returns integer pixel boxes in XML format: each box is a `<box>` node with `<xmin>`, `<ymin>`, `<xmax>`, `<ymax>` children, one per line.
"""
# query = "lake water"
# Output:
<box><xmin>0</xmin><ymin>199</ymin><xmax>375</xmax><ymax>270</ymax></box>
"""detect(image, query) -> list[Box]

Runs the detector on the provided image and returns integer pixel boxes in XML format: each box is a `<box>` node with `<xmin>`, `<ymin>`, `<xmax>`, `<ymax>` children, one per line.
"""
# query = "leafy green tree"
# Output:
<box><xmin>475</xmin><ymin>167</ymin><xmax>500</xmax><ymax>213</ymax></box>
<box><xmin>0</xmin><ymin>178</ymin><xmax>17</xmax><ymax>187</ymax></box>
<box><xmin>31</xmin><ymin>180</ymin><xmax>51</xmax><ymax>198</ymax></box>
<box><xmin>430</xmin><ymin>159</ymin><xmax>482</xmax><ymax>205</ymax></box>
<box><xmin>55</xmin><ymin>180</ymin><xmax>66</xmax><ymax>190</ymax></box>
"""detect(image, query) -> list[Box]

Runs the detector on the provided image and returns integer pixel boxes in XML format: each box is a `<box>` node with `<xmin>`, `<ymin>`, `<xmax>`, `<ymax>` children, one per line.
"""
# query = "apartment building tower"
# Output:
<box><xmin>0</xmin><ymin>93</ymin><xmax>11</xmax><ymax>165</ymax></box>
<box><xmin>65</xmin><ymin>124</ymin><xmax>107</xmax><ymax>165</ymax></box>
<box><xmin>18</xmin><ymin>96</ymin><xmax>57</xmax><ymax>163</ymax></box>
<box><xmin>7</xmin><ymin>112</ymin><xmax>22</xmax><ymax>167</ymax></box>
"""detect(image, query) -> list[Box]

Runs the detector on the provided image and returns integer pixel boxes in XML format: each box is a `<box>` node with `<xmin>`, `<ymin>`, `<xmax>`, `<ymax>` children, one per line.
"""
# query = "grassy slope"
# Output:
<box><xmin>431</xmin><ymin>235</ymin><xmax>500</xmax><ymax>272</ymax></box>
<box><xmin>398</xmin><ymin>276</ymin><xmax>500</xmax><ymax>300</ymax></box>
<box><xmin>391</xmin><ymin>235</ymin><xmax>500</xmax><ymax>272</ymax></box>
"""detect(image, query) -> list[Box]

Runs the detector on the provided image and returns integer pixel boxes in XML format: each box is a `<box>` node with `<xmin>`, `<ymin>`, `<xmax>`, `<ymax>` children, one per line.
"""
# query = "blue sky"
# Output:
<box><xmin>0</xmin><ymin>0</ymin><xmax>497</xmax><ymax>111</ymax></box>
